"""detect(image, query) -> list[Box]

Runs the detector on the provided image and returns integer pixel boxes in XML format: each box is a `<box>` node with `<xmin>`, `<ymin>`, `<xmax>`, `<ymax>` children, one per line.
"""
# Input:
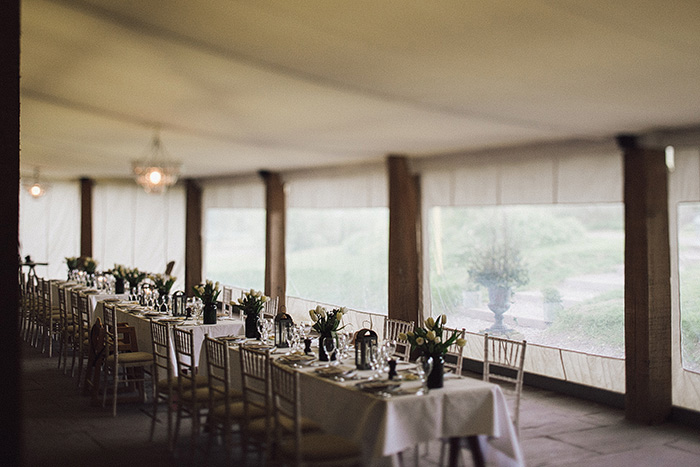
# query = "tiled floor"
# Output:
<box><xmin>21</xmin><ymin>340</ymin><xmax>700</xmax><ymax>466</ymax></box>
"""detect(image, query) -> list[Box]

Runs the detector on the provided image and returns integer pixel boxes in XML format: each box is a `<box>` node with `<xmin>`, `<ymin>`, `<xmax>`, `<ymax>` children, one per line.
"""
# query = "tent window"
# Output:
<box><xmin>286</xmin><ymin>207</ymin><xmax>388</xmax><ymax>314</ymax></box>
<box><xmin>677</xmin><ymin>202</ymin><xmax>700</xmax><ymax>373</ymax></box>
<box><xmin>429</xmin><ymin>203</ymin><xmax>624</xmax><ymax>358</ymax></box>
<box><xmin>204</xmin><ymin>208</ymin><xmax>265</xmax><ymax>291</ymax></box>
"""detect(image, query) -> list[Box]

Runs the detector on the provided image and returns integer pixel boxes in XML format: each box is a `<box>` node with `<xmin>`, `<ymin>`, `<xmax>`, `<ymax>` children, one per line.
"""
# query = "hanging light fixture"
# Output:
<box><xmin>23</xmin><ymin>167</ymin><xmax>48</xmax><ymax>199</ymax></box>
<box><xmin>132</xmin><ymin>131</ymin><xmax>181</xmax><ymax>193</ymax></box>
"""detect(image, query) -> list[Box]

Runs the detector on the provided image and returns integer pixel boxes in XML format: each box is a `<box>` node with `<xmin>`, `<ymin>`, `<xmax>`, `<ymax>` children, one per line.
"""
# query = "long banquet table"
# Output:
<box><xmin>219</xmin><ymin>343</ymin><xmax>524</xmax><ymax>467</ymax></box>
<box><xmin>94</xmin><ymin>300</ymin><xmax>244</xmax><ymax>372</ymax></box>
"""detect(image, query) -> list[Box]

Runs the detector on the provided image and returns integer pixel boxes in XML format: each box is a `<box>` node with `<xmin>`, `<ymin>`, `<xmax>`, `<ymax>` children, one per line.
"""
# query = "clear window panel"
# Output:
<box><xmin>287</xmin><ymin>208</ymin><xmax>389</xmax><ymax>314</ymax></box>
<box><xmin>677</xmin><ymin>203</ymin><xmax>700</xmax><ymax>373</ymax></box>
<box><xmin>204</xmin><ymin>208</ymin><xmax>265</xmax><ymax>290</ymax></box>
<box><xmin>429</xmin><ymin>204</ymin><xmax>624</xmax><ymax>357</ymax></box>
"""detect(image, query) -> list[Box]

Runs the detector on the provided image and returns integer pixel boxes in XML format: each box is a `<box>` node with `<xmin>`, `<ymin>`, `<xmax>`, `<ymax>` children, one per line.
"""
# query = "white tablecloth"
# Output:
<box><xmin>93</xmin><ymin>301</ymin><xmax>244</xmax><ymax>374</ymax></box>
<box><xmin>222</xmin><ymin>346</ymin><xmax>524</xmax><ymax>466</ymax></box>
<box><xmin>52</xmin><ymin>281</ymin><xmax>128</xmax><ymax>322</ymax></box>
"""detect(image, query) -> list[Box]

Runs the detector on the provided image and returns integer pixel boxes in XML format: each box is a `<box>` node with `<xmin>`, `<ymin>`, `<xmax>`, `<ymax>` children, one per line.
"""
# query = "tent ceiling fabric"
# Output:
<box><xmin>20</xmin><ymin>0</ymin><xmax>700</xmax><ymax>180</ymax></box>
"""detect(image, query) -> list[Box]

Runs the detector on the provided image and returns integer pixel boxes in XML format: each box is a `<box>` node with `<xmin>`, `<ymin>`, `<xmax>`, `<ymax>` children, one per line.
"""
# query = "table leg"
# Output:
<box><xmin>447</xmin><ymin>437</ymin><xmax>485</xmax><ymax>467</ymax></box>
<box><xmin>467</xmin><ymin>436</ymin><xmax>485</xmax><ymax>467</ymax></box>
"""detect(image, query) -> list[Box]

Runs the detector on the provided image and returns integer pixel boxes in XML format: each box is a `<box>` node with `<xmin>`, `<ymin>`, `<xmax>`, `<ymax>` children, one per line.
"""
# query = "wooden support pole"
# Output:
<box><xmin>260</xmin><ymin>171</ymin><xmax>286</xmax><ymax>305</ymax></box>
<box><xmin>621</xmin><ymin>136</ymin><xmax>672</xmax><ymax>424</ymax></box>
<box><xmin>388</xmin><ymin>155</ymin><xmax>421</xmax><ymax>324</ymax></box>
<box><xmin>0</xmin><ymin>1</ymin><xmax>21</xmax><ymax>465</ymax></box>
<box><xmin>185</xmin><ymin>179</ymin><xmax>202</xmax><ymax>295</ymax></box>
<box><xmin>80</xmin><ymin>177</ymin><xmax>93</xmax><ymax>258</ymax></box>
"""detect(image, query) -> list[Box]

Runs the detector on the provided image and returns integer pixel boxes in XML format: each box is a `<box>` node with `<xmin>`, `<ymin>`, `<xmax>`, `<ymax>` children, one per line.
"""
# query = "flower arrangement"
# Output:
<box><xmin>400</xmin><ymin>315</ymin><xmax>466</xmax><ymax>357</ymax></box>
<box><xmin>109</xmin><ymin>264</ymin><xmax>128</xmax><ymax>280</ymax></box>
<box><xmin>236</xmin><ymin>289</ymin><xmax>269</xmax><ymax>317</ymax></box>
<box><xmin>193</xmin><ymin>280</ymin><xmax>221</xmax><ymax>306</ymax></box>
<box><xmin>309</xmin><ymin>305</ymin><xmax>346</xmax><ymax>335</ymax></box>
<box><xmin>65</xmin><ymin>256</ymin><xmax>80</xmax><ymax>271</ymax></box>
<box><xmin>81</xmin><ymin>257</ymin><xmax>98</xmax><ymax>274</ymax></box>
<box><xmin>124</xmin><ymin>267</ymin><xmax>147</xmax><ymax>290</ymax></box>
<box><xmin>150</xmin><ymin>273</ymin><xmax>176</xmax><ymax>297</ymax></box>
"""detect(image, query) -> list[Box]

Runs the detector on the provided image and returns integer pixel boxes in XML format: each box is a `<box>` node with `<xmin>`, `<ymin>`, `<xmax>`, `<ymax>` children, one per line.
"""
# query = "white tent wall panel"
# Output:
<box><xmin>284</xmin><ymin>163</ymin><xmax>387</xmax><ymax>208</ymax></box>
<box><xmin>200</xmin><ymin>178</ymin><xmax>266</xmax><ymax>282</ymax></box>
<box><xmin>202</xmin><ymin>176</ymin><xmax>265</xmax><ymax>209</ymax></box>
<box><xmin>19</xmin><ymin>181</ymin><xmax>80</xmax><ymax>280</ymax></box>
<box><xmin>668</xmin><ymin>147</ymin><xmax>700</xmax><ymax>412</ymax></box>
<box><xmin>419</xmin><ymin>140</ymin><xmax>625</xmax><ymax>394</ymax></box>
<box><xmin>93</xmin><ymin>182</ymin><xmax>185</xmax><ymax>291</ymax></box>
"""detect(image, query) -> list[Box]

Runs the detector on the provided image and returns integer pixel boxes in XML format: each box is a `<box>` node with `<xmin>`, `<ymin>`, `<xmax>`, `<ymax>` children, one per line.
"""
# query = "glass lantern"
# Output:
<box><xmin>355</xmin><ymin>328</ymin><xmax>377</xmax><ymax>370</ymax></box>
<box><xmin>274</xmin><ymin>306</ymin><xmax>294</xmax><ymax>348</ymax></box>
<box><xmin>172</xmin><ymin>290</ymin><xmax>185</xmax><ymax>317</ymax></box>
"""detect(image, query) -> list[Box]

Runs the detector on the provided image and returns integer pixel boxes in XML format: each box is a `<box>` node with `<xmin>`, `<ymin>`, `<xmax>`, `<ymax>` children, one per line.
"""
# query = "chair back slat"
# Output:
<box><xmin>263</xmin><ymin>296</ymin><xmax>279</xmax><ymax>320</ymax></box>
<box><xmin>443</xmin><ymin>327</ymin><xmax>465</xmax><ymax>375</ymax></box>
<box><xmin>270</xmin><ymin>360</ymin><xmax>302</xmax><ymax>464</ymax></box>
<box><xmin>240</xmin><ymin>345</ymin><xmax>271</xmax><ymax>423</ymax></box>
<box><xmin>483</xmin><ymin>333</ymin><xmax>527</xmax><ymax>432</ymax></box>
<box><xmin>383</xmin><ymin>318</ymin><xmax>414</xmax><ymax>362</ymax></box>
<box><xmin>173</xmin><ymin>327</ymin><xmax>198</xmax><ymax>388</ymax></box>
<box><xmin>204</xmin><ymin>335</ymin><xmax>232</xmax><ymax>407</ymax></box>
<box><xmin>150</xmin><ymin>320</ymin><xmax>172</xmax><ymax>382</ymax></box>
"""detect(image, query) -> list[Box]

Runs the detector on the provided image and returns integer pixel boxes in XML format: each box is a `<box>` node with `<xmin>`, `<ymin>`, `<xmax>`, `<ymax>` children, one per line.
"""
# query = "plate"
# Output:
<box><xmin>157</xmin><ymin>317</ymin><xmax>184</xmax><ymax>323</ymax></box>
<box><xmin>315</xmin><ymin>365</ymin><xmax>355</xmax><ymax>378</ymax></box>
<box><xmin>355</xmin><ymin>381</ymin><xmax>401</xmax><ymax>392</ymax></box>
<box><xmin>278</xmin><ymin>354</ymin><xmax>315</xmax><ymax>366</ymax></box>
<box><xmin>143</xmin><ymin>312</ymin><xmax>162</xmax><ymax>317</ymax></box>
<box><xmin>243</xmin><ymin>343</ymin><xmax>276</xmax><ymax>351</ymax></box>
<box><xmin>219</xmin><ymin>335</ymin><xmax>246</xmax><ymax>343</ymax></box>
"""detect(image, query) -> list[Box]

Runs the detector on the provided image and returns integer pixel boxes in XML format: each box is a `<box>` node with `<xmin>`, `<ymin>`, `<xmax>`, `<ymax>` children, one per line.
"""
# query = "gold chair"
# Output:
<box><xmin>18</xmin><ymin>269</ymin><xmax>29</xmax><ymax>339</ymax></box>
<box><xmin>263</xmin><ymin>296</ymin><xmax>279</xmax><ymax>320</ymax></box>
<box><xmin>239</xmin><ymin>344</ymin><xmax>275</xmax><ymax>465</ymax></box>
<box><xmin>25</xmin><ymin>274</ymin><xmax>41</xmax><ymax>346</ymax></box>
<box><xmin>173</xmin><ymin>327</ymin><xmax>222</xmax><ymax>454</ymax></box>
<box><xmin>56</xmin><ymin>285</ymin><xmax>72</xmax><ymax>371</ymax></box>
<box><xmin>149</xmin><ymin>319</ymin><xmax>176</xmax><ymax>448</ymax></box>
<box><xmin>221</xmin><ymin>286</ymin><xmax>233</xmax><ymax>316</ymax></box>
<box><xmin>203</xmin><ymin>335</ymin><xmax>247</xmax><ymax>463</ymax></box>
<box><xmin>483</xmin><ymin>333</ymin><xmax>527</xmax><ymax>434</ymax></box>
<box><xmin>39</xmin><ymin>278</ymin><xmax>61</xmax><ymax>357</ymax></box>
<box><xmin>443</xmin><ymin>327</ymin><xmax>466</xmax><ymax>376</ymax></box>
<box><xmin>383</xmin><ymin>317</ymin><xmax>414</xmax><ymax>362</ymax></box>
<box><xmin>75</xmin><ymin>293</ymin><xmax>92</xmax><ymax>388</ymax></box>
<box><xmin>68</xmin><ymin>288</ymin><xmax>86</xmax><ymax>379</ymax></box>
<box><xmin>270</xmin><ymin>361</ymin><xmax>362</xmax><ymax>467</ymax></box>
<box><xmin>101</xmin><ymin>303</ymin><xmax>154</xmax><ymax>416</ymax></box>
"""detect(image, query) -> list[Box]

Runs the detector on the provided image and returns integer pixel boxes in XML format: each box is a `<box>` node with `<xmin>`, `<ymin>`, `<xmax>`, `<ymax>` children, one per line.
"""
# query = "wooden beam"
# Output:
<box><xmin>260</xmin><ymin>171</ymin><xmax>286</xmax><ymax>304</ymax></box>
<box><xmin>80</xmin><ymin>177</ymin><xmax>93</xmax><ymax>258</ymax></box>
<box><xmin>388</xmin><ymin>155</ymin><xmax>421</xmax><ymax>324</ymax></box>
<box><xmin>185</xmin><ymin>179</ymin><xmax>202</xmax><ymax>295</ymax></box>
<box><xmin>622</xmin><ymin>138</ymin><xmax>672</xmax><ymax>424</ymax></box>
<box><xmin>0</xmin><ymin>1</ymin><xmax>22</xmax><ymax>465</ymax></box>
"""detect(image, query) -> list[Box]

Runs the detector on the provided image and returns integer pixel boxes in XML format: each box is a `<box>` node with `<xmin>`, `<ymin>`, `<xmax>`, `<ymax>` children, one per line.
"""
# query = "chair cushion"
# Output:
<box><xmin>105</xmin><ymin>351</ymin><xmax>153</xmax><ymax>365</ymax></box>
<box><xmin>158</xmin><ymin>374</ymin><xmax>209</xmax><ymax>392</ymax></box>
<box><xmin>210</xmin><ymin>401</ymin><xmax>264</xmax><ymax>422</ymax></box>
<box><xmin>279</xmin><ymin>432</ymin><xmax>361</xmax><ymax>462</ymax></box>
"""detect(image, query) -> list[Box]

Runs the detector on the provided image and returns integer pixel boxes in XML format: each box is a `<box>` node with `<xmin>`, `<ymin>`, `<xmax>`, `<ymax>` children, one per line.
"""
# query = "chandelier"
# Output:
<box><xmin>23</xmin><ymin>167</ymin><xmax>47</xmax><ymax>199</ymax></box>
<box><xmin>132</xmin><ymin>132</ymin><xmax>181</xmax><ymax>194</ymax></box>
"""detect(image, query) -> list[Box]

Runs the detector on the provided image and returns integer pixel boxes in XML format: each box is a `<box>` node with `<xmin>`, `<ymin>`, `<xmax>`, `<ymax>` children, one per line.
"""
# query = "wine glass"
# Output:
<box><xmin>385</xmin><ymin>339</ymin><xmax>397</xmax><ymax>365</ymax></box>
<box><xmin>336</xmin><ymin>332</ymin><xmax>348</xmax><ymax>364</ymax></box>
<box><xmin>257</xmin><ymin>317</ymin><xmax>267</xmax><ymax>342</ymax></box>
<box><xmin>368</xmin><ymin>344</ymin><xmax>384</xmax><ymax>379</ymax></box>
<box><xmin>324</xmin><ymin>336</ymin><xmax>337</xmax><ymax>365</ymax></box>
<box><xmin>416</xmin><ymin>355</ymin><xmax>434</xmax><ymax>393</ymax></box>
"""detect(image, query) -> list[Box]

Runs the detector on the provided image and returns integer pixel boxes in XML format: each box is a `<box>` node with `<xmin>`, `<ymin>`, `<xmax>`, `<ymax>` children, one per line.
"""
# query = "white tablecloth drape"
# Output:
<box><xmin>221</xmin><ymin>345</ymin><xmax>524</xmax><ymax>466</ymax></box>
